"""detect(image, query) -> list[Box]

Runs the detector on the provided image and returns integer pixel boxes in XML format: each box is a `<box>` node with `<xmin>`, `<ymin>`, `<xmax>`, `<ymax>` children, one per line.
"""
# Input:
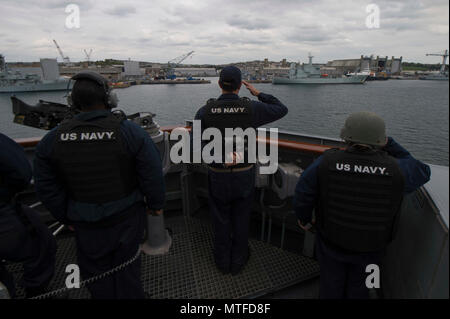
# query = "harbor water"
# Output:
<box><xmin>0</xmin><ymin>78</ymin><xmax>448</xmax><ymax>166</ymax></box>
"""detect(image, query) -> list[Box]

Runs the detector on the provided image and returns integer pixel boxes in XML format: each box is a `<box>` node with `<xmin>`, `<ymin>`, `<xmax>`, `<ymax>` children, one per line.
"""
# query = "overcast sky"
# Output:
<box><xmin>0</xmin><ymin>0</ymin><xmax>448</xmax><ymax>64</ymax></box>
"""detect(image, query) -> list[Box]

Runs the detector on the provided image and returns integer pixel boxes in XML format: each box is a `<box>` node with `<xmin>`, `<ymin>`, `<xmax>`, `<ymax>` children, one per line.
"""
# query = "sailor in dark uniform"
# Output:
<box><xmin>34</xmin><ymin>71</ymin><xmax>165</xmax><ymax>299</ymax></box>
<box><xmin>195</xmin><ymin>66</ymin><xmax>288</xmax><ymax>275</ymax></box>
<box><xmin>293</xmin><ymin>111</ymin><xmax>431</xmax><ymax>298</ymax></box>
<box><xmin>0</xmin><ymin>133</ymin><xmax>56</xmax><ymax>298</ymax></box>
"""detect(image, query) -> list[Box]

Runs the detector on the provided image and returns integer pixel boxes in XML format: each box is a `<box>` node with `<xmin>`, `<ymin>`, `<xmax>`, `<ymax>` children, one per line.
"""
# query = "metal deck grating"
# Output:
<box><xmin>142</xmin><ymin>232</ymin><xmax>197</xmax><ymax>299</ymax></box>
<box><xmin>6</xmin><ymin>216</ymin><xmax>319</xmax><ymax>299</ymax></box>
<box><xmin>189</xmin><ymin>229</ymin><xmax>273</xmax><ymax>298</ymax></box>
<box><xmin>6</xmin><ymin>237</ymin><xmax>91</xmax><ymax>299</ymax></box>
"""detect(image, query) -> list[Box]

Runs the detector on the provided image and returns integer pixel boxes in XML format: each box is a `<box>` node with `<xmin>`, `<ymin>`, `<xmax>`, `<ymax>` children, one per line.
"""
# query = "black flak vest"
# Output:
<box><xmin>202</xmin><ymin>97</ymin><xmax>253</xmax><ymax>168</ymax></box>
<box><xmin>316</xmin><ymin>147</ymin><xmax>405</xmax><ymax>253</ymax></box>
<box><xmin>52</xmin><ymin>113</ymin><xmax>137</xmax><ymax>204</ymax></box>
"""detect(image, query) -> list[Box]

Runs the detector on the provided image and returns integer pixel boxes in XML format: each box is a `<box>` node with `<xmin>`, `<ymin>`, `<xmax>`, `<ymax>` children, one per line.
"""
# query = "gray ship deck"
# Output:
<box><xmin>5</xmin><ymin>216</ymin><xmax>319</xmax><ymax>299</ymax></box>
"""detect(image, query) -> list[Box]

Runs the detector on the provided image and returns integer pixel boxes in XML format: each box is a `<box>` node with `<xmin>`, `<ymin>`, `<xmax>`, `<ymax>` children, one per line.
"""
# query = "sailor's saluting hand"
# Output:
<box><xmin>242</xmin><ymin>80</ymin><xmax>260</xmax><ymax>97</ymax></box>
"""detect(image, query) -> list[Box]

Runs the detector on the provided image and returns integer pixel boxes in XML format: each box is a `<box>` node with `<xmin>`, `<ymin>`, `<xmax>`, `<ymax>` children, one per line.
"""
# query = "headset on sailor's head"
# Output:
<box><xmin>66</xmin><ymin>71</ymin><xmax>119</xmax><ymax>110</ymax></box>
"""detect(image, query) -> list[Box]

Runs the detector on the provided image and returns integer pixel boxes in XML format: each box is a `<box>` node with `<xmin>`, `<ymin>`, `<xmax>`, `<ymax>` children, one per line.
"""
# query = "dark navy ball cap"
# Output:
<box><xmin>219</xmin><ymin>66</ymin><xmax>242</xmax><ymax>90</ymax></box>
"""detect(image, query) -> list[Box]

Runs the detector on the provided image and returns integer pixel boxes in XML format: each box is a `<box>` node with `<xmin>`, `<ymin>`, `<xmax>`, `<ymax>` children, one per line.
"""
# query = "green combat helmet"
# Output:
<box><xmin>340</xmin><ymin>111</ymin><xmax>387</xmax><ymax>146</ymax></box>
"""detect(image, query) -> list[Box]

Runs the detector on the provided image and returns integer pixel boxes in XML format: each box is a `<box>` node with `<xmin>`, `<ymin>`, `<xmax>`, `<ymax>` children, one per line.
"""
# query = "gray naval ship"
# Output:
<box><xmin>419</xmin><ymin>72</ymin><xmax>449</xmax><ymax>81</ymax></box>
<box><xmin>0</xmin><ymin>55</ymin><xmax>72</xmax><ymax>93</ymax></box>
<box><xmin>0</xmin><ymin>97</ymin><xmax>448</xmax><ymax>299</ymax></box>
<box><xmin>273</xmin><ymin>54</ymin><xmax>368</xmax><ymax>84</ymax></box>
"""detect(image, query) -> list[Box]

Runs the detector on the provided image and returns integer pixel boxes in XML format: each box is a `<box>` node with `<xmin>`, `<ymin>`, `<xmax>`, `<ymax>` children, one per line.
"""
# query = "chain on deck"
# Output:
<box><xmin>6</xmin><ymin>216</ymin><xmax>319</xmax><ymax>299</ymax></box>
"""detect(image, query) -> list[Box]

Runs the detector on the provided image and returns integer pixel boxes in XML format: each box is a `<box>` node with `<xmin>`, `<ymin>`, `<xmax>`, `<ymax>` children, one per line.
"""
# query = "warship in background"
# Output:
<box><xmin>273</xmin><ymin>54</ymin><xmax>368</xmax><ymax>84</ymax></box>
<box><xmin>420</xmin><ymin>73</ymin><xmax>449</xmax><ymax>81</ymax></box>
<box><xmin>0</xmin><ymin>55</ymin><xmax>72</xmax><ymax>93</ymax></box>
<box><xmin>419</xmin><ymin>50</ymin><xmax>449</xmax><ymax>81</ymax></box>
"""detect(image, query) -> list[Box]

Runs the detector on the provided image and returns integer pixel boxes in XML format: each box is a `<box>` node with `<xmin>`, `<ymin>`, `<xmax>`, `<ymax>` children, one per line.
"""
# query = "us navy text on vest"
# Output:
<box><xmin>335</xmin><ymin>163</ymin><xmax>388</xmax><ymax>175</ymax></box>
<box><xmin>59</xmin><ymin>131</ymin><xmax>116</xmax><ymax>141</ymax></box>
<box><xmin>209</xmin><ymin>106</ymin><xmax>249</xmax><ymax>114</ymax></box>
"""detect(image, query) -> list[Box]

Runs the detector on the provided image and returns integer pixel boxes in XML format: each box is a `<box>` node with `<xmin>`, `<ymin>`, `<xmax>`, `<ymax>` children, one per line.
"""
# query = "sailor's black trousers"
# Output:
<box><xmin>73</xmin><ymin>202</ymin><xmax>146</xmax><ymax>299</ymax></box>
<box><xmin>0</xmin><ymin>203</ymin><xmax>56</xmax><ymax>298</ymax></box>
<box><xmin>207</xmin><ymin>167</ymin><xmax>255</xmax><ymax>272</ymax></box>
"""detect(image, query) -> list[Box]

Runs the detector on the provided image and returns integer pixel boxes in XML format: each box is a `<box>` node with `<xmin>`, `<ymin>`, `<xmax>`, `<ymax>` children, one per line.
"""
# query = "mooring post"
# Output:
<box><xmin>141</xmin><ymin>212</ymin><xmax>172</xmax><ymax>256</ymax></box>
<box><xmin>141</xmin><ymin>128</ymin><xmax>173</xmax><ymax>256</ymax></box>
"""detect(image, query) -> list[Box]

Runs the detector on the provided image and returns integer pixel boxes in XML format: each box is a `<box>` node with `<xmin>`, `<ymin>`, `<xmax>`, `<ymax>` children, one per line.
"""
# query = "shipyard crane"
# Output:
<box><xmin>0</xmin><ymin>54</ymin><xmax>5</xmax><ymax>72</ymax></box>
<box><xmin>53</xmin><ymin>40</ymin><xmax>71</xmax><ymax>65</ymax></box>
<box><xmin>166</xmin><ymin>51</ymin><xmax>195</xmax><ymax>80</ymax></box>
<box><xmin>84</xmin><ymin>49</ymin><xmax>93</xmax><ymax>65</ymax></box>
<box><xmin>426</xmin><ymin>50</ymin><xmax>449</xmax><ymax>74</ymax></box>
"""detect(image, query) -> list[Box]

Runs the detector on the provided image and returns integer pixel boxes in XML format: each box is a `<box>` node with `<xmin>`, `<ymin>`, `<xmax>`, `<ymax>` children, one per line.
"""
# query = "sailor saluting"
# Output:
<box><xmin>34</xmin><ymin>71</ymin><xmax>166</xmax><ymax>299</ymax></box>
<box><xmin>195</xmin><ymin>66</ymin><xmax>288</xmax><ymax>276</ymax></box>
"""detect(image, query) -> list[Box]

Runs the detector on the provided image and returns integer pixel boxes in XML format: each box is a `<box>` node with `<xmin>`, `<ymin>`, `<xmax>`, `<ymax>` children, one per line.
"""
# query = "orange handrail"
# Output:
<box><xmin>14</xmin><ymin>125</ymin><xmax>336</xmax><ymax>155</ymax></box>
<box><xmin>159</xmin><ymin>126</ymin><xmax>335</xmax><ymax>154</ymax></box>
